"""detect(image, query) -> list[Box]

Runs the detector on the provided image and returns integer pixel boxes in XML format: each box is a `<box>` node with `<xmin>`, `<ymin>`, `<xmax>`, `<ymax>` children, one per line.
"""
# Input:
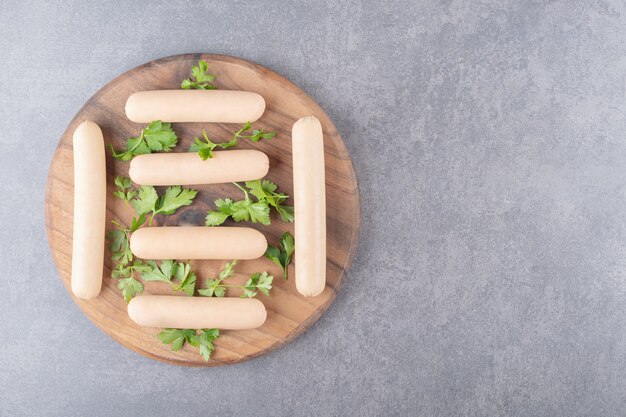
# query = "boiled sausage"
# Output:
<box><xmin>291</xmin><ymin>116</ymin><xmax>326</xmax><ymax>297</ymax></box>
<box><xmin>125</xmin><ymin>90</ymin><xmax>265</xmax><ymax>123</ymax></box>
<box><xmin>130</xmin><ymin>227</ymin><xmax>267</xmax><ymax>260</ymax></box>
<box><xmin>71</xmin><ymin>121</ymin><xmax>106</xmax><ymax>300</ymax></box>
<box><xmin>129</xmin><ymin>150</ymin><xmax>269</xmax><ymax>185</ymax></box>
<box><xmin>128</xmin><ymin>295</ymin><xmax>267</xmax><ymax>329</ymax></box>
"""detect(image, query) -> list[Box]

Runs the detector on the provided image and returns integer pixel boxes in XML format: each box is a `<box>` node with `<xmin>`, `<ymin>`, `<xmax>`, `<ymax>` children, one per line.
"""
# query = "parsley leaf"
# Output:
<box><xmin>205</xmin><ymin>180</ymin><xmax>292</xmax><ymax>226</ymax></box>
<box><xmin>198</xmin><ymin>260</ymin><xmax>237</xmax><ymax>297</ymax></box>
<box><xmin>198</xmin><ymin>278</ymin><xmax>226</xmax><ymax>298</ymax></box>
<box><xmin>131</xmin><ymin>185</ymin><xmax>197</xmax><ymax>225</ymax></box>
<box><xmin>198</xmin><ymin>261</ymin><xmax>273</xmax><ymax>299</ymax></box>
<box><xmin>172</xmin><ymin>262</ymin><xmax>196</xmax><ymax>296</ymax></box>
<box><xmin>245</xmin><ymin>180</ymin><xmax>294</xmax><ymax>222</ymax></box>
<box><xmin>181</xmin><ymin>60</ymin><xmax>216</xmax><ymax>90</ymax></box>
<box><xmin>110</xmin><ymin>259</ymin><xmax>150</xmax><ymax>302</ymax></box>
<box><xmin>204</xmin><ymin>203</ymin><xmax>231</xmax><ymax>226</ymax></box>
<box><xmin>107</xmin><ymin>216</ymin><xmax>148</xmax><ymax>302</ymax></box>
<box><xmin>113</xmin><ymin>176</ymin><xmax>137</xmax><ymax>204</ymax></box>
<box><xmin>242</xmin><ymin>272</ymin><xmax>273</xmax><ymax>298</ymax></box>
<box><xmin>157</xmin><ymin>328</ymin><xmax>196</xmax><ymax>351</ymax></box>
<box><xmin>230</xmin><ymin>122</ymin><xmax>276</xmax><ymax>145</ymax></box>
<box><xmin>158</xmin><ymin>328</ymin><xmax>219</xmax><ymax>361</ymax></box>
<box><xmin>130</xmin><ymin>214</ymin><xmax>147</xmax><ymax>232</ymax></box>
<box><xmin>157</xmin><ymin>186</ymin><xmax>197</xmax><ymax>215</ymax></box>
<box><xmin>107</xmin><ymin>215</ymin><xmax>146</xmax><ymax>266</ymax></box>
<box><xmin>130</xmin><ymin>186</ymin><xmax>159</xmax><ymax>217</ymax></box>
<box><xmin>107</xmin><ymin>228</ymin><xmax>132</xmax><ymax>265</ymax></box>
<box><xmin>117</xmin><ymin>277</ymin><xmax>144</xmax><ymax>303</ymax></box>
<box><xmin>110</xmin><ymin>120</ymin><xmax>178</xmax><ymax>161</ymax></box>
<box><xmin>265</xmin><ymin>232</ymin><xmax>295</xmax><ymax>279</ymax></box>
<box><xmin>188</xmin><ymin>329</ymin><xmax>220</xmax><ymax>361</ymax></box>
<box><xmin>188</xmin><ymin>130</ymin><xmax>218</xmax><ymax>160</ymax></box>
<box><xmin>111</xmin><ymin>260</ymin><xmax>151</xmax><ymax>279</ymax></box>
<box><xmin>219</xmin><ymin>122</ymin><xmax>275</xmax><ymax>149</ymax></box>
<box><xmin>205</xmin><ymin>184</ymin><xmax>270</xmax><ymax>226</ymax></box>
<box><xmin>188</xmin><ymin>123</ymin><xmax>275</xmax><ymax>160</ymax></box>
<box><xmin>141</xmin><ymin>260</ymin><xmax>177</xmax><ymax>282</ymax></box>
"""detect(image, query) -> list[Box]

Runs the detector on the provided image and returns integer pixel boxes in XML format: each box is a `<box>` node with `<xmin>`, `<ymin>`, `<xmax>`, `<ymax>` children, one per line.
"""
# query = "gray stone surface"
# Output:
<box><xmin>1</xmin><ymin>0</ymin><xmax>625</xmax><ymax>416</ymax></box>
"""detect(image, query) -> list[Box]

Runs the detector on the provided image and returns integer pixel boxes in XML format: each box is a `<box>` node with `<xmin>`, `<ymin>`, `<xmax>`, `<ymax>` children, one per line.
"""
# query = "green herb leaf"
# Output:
<box><xmin>141</xmin><ymin>260</ymin><xmax>177</xmax><ymax>282</ymax></box>
<box><xmin>198</xmin><ymin>260</ymin><xmax>237</xmax><ymax>297</ymax></box>
<box><xmin>130</xmin><ymin>214</ymin><xmax>147</xmax><ymax>232</ymax></box>
<box><xmin>204</xmin><ymin>184</ymin><xmax>272</xmax><ymax>227</ymax></box>
<box><xmin>245</xmin><ymin>179</ymin><xmax>294</xmax><ymax>222</ymax></box>
<box><xmin>275</xmin><ymin>205</ymin><xmax>294</xmax><ymax>223</ymax></box>
<box><xmin>117</xmin><ymin>277</ymin><xmax>144</xmax><ymax>303</ymax></box>
<box><xmin>131</xmin><ymin>186</ymin><xmax>159</xmax><ymax>216</ymax></box>
<box><xmin>264</xmin><ymin>232</ymin><xmax>295</xmax><ymax>280</ymax></box>
<box><xmin>281</xmin><ymin>232</ymin><xmax>295</xmax><ymax>258</ymax></box>
<box><xmin>265</xmin><ymin>232</ymin><xmax>296</xmax><ymax>279</ymax></box>
<box><xmin>242</xmin><ymin>272</ymin><xmax>273</xmax><ymax>298</ymax></box>
<box><xmin>188</xmin><ymin>130</ymin><xmax>218</xmax><ymax>160</ymax></box>
<box><xmin>220</xmin><ymin>122</ymin><xmax>275</xmax><ymax>150</ymax></box>
<box><xmin>156</xmin><ymin>186</ymin><xmax>197</xmax><ymax>215</ymax></box>
<box><xmin>197</xmin><ymin>278</ymin><xmax>226</xmax><ymax>297</ymax></box>
<box><xmin>188</xmin><ymin>329</ymin><xmax>220</xmax><ymax>361</ymax></box>
<box><xmin>189</xmin><ymin>121</ymin><xmax>275</xmax><ymax>160</ymax></box>
<box><xmin>229</xmin><ymin>199</ymin><xmax>271</xmax><ymax>224</ymax></box>
<box><xmin>172</xmin><ymin>262</ymin><xmax>196</xmax><ymax>296</ymax></box>
<box><xmin>181</xmin><ymin>60</ymin><xmax>217</xmax><ymax>90</ymax></box>
<box><xmin>219</xmin><ymin>259</ymin><xmax>237</xmax><ymax>280</ymax></box>
<box><xmin>204</xmin><ymin>209</ymin><xmax>230</xmax><ymax>226</ymax></box>
<box><xmin>107</xmin><ymin>228</ymin><xmax>132</xmax><ymax>265</ymax></box>
<box><xmin>110</xmin><ymin>120</ymin><xmax>178</xmax><ymax>161</ymax></box>
<box><xmin>142</xmin><ymin>120</ymin><xmax>178</xmax><ymax>151</ymax></box>
<box><xmin>113</xmin><ymin>176</ymin><xmax>137</xmax><ymax>204</ymax></box>
<box><xmin>131</xmin><ymin>185</ymin><xmax>197</xmax><ymax>225</ymax></box>
<box><xmin>157</xmin><ymin>328</ymin><xmax>196</xmax><ymax>351</ymax></box>
<box><xmin>107</xmin><ymin>218</ymin><xmax>144</xmax><ymax>266</ymax></box>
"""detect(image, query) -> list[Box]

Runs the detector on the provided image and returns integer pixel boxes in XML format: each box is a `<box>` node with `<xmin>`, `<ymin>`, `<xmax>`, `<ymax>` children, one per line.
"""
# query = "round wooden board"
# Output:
<box><xmin>45</xmin><ymin>54</ymin><xmax>360</xmax><ymax>366</ymax></box>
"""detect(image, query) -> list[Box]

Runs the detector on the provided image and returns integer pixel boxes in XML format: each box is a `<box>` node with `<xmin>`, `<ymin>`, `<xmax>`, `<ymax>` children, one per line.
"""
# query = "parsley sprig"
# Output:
<box><xmin>197</xmin><ymin>260</ymin><xmax>237</xmax><ymax>297</ymax></box>
<box><xmin>241</xmin><ymin>272</ymin><xmax>273</xmax><ymax>298</ymax></box>
<box><xmin>114</xmin><ymin>177</ymin><xmax>198</xmax><ymax>225</ymax></box>
<box><xmin>197</xmin><ymin>260</ymin><xmax>274</xmax><ymax>298</ymax></box>
<box><xmin>110</xmin><ymin>120</ymin><xmax>178</xmax><ymax>161</ymax></box>
<box><xmin>107</xmin><ymin>215</ymin><xmax>147</xmax><ymax>302</ymax></box>
<box><xmin>141</xmin><ymin>260</ymin><xmax>197</xmax><ymax>296</ymax></box>
<box><xmin>181</xmin><ymin>60</ymin><xmax>216</xmax><ymax>90</ymax></box>
<box><xmin>158</xmin><ymin>328</ymin><xmax>220</xmax><ymax>361</ymax></box>
<box><xmin>113</xmin><ymin>176</ymin><xmax>137</xmax><ymax>205</ymax></box>
<box><xmin>205</xmin><ymin>180</ymin><xmax>293</xmax><ymax>226</ymax></box>
<box><xmin>189</xmin><ymin>122</ymin><xmax>276</xmax><ymax>160</ymax></box>
<box><xmin>246</xmin><ymin>179</ymin><xmax>294</xmax><ymax>222</ymax></box>
<box><xmin>131</xmin><ymin>185</ymin><xmax>197</xmax><ymax>226</ymax></box>
<box><xmin>265</xmin><ymin>232</ymin><xmax>295</xmax><ymax>280</ymax></box>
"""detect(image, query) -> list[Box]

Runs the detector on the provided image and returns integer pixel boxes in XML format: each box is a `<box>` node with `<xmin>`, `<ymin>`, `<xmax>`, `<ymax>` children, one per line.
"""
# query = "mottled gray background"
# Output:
<box><xmin>1</xmin><ymin>0</ymin><xmax>625</xmax><ymax>416</ymax></box>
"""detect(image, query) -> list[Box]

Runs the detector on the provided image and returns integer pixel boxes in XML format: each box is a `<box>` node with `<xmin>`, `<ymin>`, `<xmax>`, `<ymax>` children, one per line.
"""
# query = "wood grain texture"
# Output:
<box><xmin>44</xmin><ymin>54</ymin><xmax>360</xmax><ymax>366</ymax></box>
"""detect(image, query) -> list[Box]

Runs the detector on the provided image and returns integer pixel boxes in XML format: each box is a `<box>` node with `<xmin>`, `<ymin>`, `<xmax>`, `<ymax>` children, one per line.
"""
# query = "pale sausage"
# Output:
<box><xmin>130</xmin><ymin>227</ymin><xmax>267</xmax><ymax>260</ymax></box>
<box><xmin>125</xmin><ymin>90</ymin><xmax>265</xmax><ymax>123</ymax></box>
<box><xmin>71</xmin><ymin>121</ymin><xmax>106</xmax><ymax>300</ymax></box>
<box><xmin>129</xmin><ymin>150</ymin><xmax>269</xmax><ymax>186</ymax></box>
<box><xmin>291</xmin><ymin>116</ymin><xmax>326</xmax><ymax>297</ymax></box>
<box><xmin>128</xmin><ymin>295</ymin><xmax>267</xmax><ymax>329</ymax></box>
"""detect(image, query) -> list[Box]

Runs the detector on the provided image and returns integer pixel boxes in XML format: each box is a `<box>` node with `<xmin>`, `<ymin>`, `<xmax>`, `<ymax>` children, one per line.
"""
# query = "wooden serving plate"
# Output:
<box><xmin>44</xmin><ymin>54</ymin><xmax>360</xmax><ymax>366</ymax></box>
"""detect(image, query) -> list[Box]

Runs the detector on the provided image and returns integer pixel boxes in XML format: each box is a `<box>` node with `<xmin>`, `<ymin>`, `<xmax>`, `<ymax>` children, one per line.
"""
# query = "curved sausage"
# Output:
<box><xmin>128</xmin><ymin>295</ymin><xmax>267</xmax><ymax>329</ymax></box>
<box><xmin>129</xmin><ymin>150</ymin><xmax>269</xmax><ymax>186</ymax></box>
<box><xmin>291</xmin><ymin>116</ymin><xmax>326</xmax><ymax>297</ymax></box>
<box><xmin>71</xmin><ymin>121</ymin><xmax>106</xmax><ymax>300</ymax></box>
<box><xmin>125</xmin><ymin>90</ymin><xmax>265</xmax><ymax>123</ymax></box>
<box><xmin>130</xmin><ymin>226</ymin><xmax>267</xmax><ymax>260</ymax></box>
